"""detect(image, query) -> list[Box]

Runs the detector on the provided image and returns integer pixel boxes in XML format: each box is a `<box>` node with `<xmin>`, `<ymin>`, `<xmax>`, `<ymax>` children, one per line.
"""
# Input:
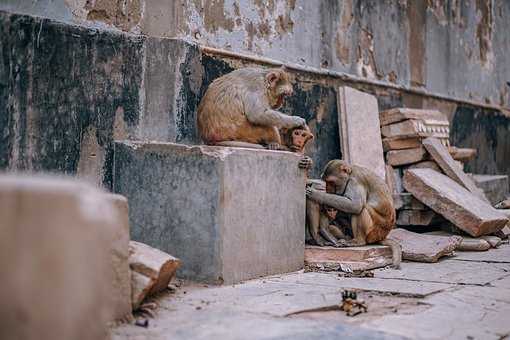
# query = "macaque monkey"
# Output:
<box><xmin>495</xmin><ymin>199</ymin><xmax>510</xmax><ymax>209</ymax></box>
<box><xmin>197</xmin><ymin>66</ymin><xmax>306</xmax><ymax>150</ymax></box>
<box><xmin>306</xmin><ymin>160</ymin><xmax>401</xmax><ymax>268</ymax></box>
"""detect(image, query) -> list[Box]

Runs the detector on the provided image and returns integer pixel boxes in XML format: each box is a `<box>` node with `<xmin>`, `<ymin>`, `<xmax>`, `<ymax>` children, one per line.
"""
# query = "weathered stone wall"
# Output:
<box><xmin>2</xmin><ymin>0</ymin><xmax>509</xmax><ymax>108</ymax></box>
<box><xmin>1</xmin><ymin>9</ymin><xmax>509</xmax><ymax>184</ymax></box>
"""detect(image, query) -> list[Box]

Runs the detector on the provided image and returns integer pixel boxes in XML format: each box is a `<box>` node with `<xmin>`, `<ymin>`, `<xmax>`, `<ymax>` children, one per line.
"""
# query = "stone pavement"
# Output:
<box><xmin>112</xmin><ymin>243</ymin><xmax>510</xmax><ymax>340</ymax></box>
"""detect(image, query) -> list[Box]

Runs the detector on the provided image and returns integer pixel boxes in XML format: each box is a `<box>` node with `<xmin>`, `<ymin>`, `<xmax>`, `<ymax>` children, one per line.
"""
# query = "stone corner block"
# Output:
<box><xmin>113</xmin><ymin>141</ymin><xmax>307</xmax><ymax>284</ymax></box>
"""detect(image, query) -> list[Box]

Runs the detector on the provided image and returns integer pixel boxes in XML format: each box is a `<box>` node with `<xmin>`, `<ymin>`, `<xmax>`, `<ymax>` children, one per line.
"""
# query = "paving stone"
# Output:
<box><xmin>396</xmin><ymin>209</ymin><xmax>436</xmax><ymax>226</ymax></box>
<box><xmin>375</xmin><ymin>258</ymin><xmax>510</xmax><ymax>285</ymax></box>
<box><xmin>379</xmin><ymin>108</ymin><xmax>449</xmax><ymax>126</ymax></box>
<box><xmin>0</xmin><ymin>175</ymin><xmax>119</xmax><ymax>340</ymax></box>
<box><xmin>305</xmin><ymin>245</ymin><xmax>393</xmax><ymax>271</ymax></box>
<box><xmin>388</xmin><ymin>228</ymin><xmax>461</xmax><ymax>262</ymax></box>
<box><xmin>114</xmin><ymin>141</ymin><xmax>306</xmax><ymax>284</ymax></box>
<box><xmin>364</xmin><ymin>284</ymin><xmax>510</xmax><ymax>340</ymax></box>
<box><xmin>452</xmin><ymin>243</ymin><xmax>510</xmax><ymax>263</ymax></box>
<box><xmin>422</xmin><ymin>137</ymin><xmax>488</xmax><ymax>201</ymax></box>
<box><xmin>386</xmin><ymin>147</ymin><xmax>429</xmax><ymax>166</ymax></box>
<box><xmin>403</xmin><ymin>169</ymin><xmax>508</xmax><ymax>237</ymax></box>
<box><xmin>473</xmin><ymin>174</ymin><xmax>509</xmax><ymax>205</ymax></box>
<box><xmin>129</xmin><ymin>241</ymin><xmax>181</xmax><ymax>309</ymax></box>
<box><xmin>337</xmin><ymin>86</ymin><xmax>386</xmax><ymax>180</ymax></box>
<box><xmin>382</xmin><ymin>137</ymin><xmax>422</xmax><ymax>151</ymax></box>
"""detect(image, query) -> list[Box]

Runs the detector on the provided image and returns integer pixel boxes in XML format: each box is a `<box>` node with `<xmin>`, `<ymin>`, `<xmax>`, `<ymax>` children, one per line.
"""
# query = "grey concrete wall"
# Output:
<box><xmin>1</xmin><ymin>0</ymin><xmax>509</xmax><ymax>108</ymax></box>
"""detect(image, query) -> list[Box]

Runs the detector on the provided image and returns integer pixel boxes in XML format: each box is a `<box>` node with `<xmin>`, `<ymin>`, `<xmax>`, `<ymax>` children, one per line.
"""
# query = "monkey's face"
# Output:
<box><xmin>325</xmin><ymin>207</ymin><xmax>338</xmax><ymax>220</ymax></box>
<box><xmin>323</xmin><ymin>161</ymin><xmax>352</xmax><ymax>195</ymax></box>
<box><xmin>290</xmin><ymin>128</ymin><xmax>314</xmax><ymax>152</ymax></box>
<box><xmin>266</xmin><ymin>68</ymin><xmax>293</xmax><ymax>109</ymax></box>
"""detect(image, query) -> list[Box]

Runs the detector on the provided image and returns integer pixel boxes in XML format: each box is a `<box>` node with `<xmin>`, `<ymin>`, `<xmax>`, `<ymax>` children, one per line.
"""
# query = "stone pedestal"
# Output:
<box><xmin>113</xmin><ymin>142</ymin><xmax>306</xmax><ymax>284</ymax></box>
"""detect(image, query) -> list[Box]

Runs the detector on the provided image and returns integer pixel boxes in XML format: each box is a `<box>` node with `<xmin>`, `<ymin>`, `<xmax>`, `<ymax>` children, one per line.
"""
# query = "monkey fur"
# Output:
<box><xmin>197</xmin><ymin>67</ymin><xmax>306</xmax><ymax>150</ymax></box>
<box><xmin>306</xmin><ymin>160</ymin><xmax>401</xmax><ymax>268</ymax></box>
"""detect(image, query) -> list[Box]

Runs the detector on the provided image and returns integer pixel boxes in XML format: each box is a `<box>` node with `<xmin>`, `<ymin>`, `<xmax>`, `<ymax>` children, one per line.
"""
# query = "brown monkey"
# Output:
<box><xmin>281</xmin><ymin>125</ymin><xmax>314</xmax><ymax>153</ymax></box>
<box><xmin>306</xmin><ymin>160</ymin><xmax>401</xmax><ymax>268</ymax></box>
<box><xmin>197</xmin><ymin>66</ymin><xmax>306</xmax><ymax>150</ymax></box>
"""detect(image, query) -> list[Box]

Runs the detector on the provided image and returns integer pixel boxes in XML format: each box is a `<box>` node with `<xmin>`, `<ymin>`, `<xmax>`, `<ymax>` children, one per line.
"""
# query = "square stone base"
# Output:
<box><xmin>114</xmin><ymin>142</ymin><xmax>306</xmax><ymax>284</ymax></box>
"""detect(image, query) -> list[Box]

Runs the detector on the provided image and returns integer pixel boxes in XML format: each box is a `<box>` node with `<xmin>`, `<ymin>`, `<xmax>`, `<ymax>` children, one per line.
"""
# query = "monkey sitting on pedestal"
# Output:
<box><xmin>197</xmin><ymin>66</ymin><xmax>306</xmax><ymax>151</ymax></box>
<box><xmin>305</xmin><ymin>160</ymin><xmax>401</xmax><ymax>268</ymax></box>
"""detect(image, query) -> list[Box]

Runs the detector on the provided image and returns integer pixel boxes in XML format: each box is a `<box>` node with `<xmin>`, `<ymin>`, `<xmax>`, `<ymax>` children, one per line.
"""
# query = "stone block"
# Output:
<box><xmin>422</xmin><ymin>137</ymin><xmax>488</xmax><ymax>202</ymax></box>
<box><xmin>304</xmin><ymin>245</ymin><xmax>393</xmax><ymax>271</ymax></box>
<box><xmin>381</xmin><ymin>119</ymin><xmax>449</xmax><ymax>140</ymax></box>
<box><xmin>393</xmin><ymin>193</ymin><xmax>426</xmax><ymax>210</ymax></box>
<box><xmin>337</xmin><ymin>86</ymin><xmax>385</xmax><ymax>180</ymax></box>
<box><xmin>405</xmin><ymin>160</ymin><xmax>442</xmax><ymax>173</ymax></box>
<box><xmin>129</xmin><ymin>241</ymin><xmax>181</xmax><ymax>309</ymax></box>
<box><xmin>104</xmin><ymin>193</ymin><xmax>132</xmax><ymax>320</ymax></box>
<box><xmin>396</xmin><ymin>209</ymin><xmax>436</xmax><ymax>226</ymax></box>
<box><xmin>382</xmin><ymin>137</ymin><xmax>422</xmax><ymax>151</ymax></box>
<box><xmin>386</xmin><ymin>146</ymin><xmax>429</xmax><ymax>166</ymax></box>
<box><xmin>388</xmin><ymin>228</ymin><xmax>462</xmax><ymax>262</ymax></box>
<box><xmin>113</xmin><ymin>141</ymin><xmax>306</xmax><ymax>284</ymax></box>
<box><xmin>403</xmin><ymin>169</ymin><xmax>508</xmax><ymax>237</ymax></box>
<box><xmin>0</xmin><ymin>175</ymin><xmax>121</xmax><ymax>340</ymax></box>
<box><xmin>472</xmin><ymin>174</ymin><xmax>509</xmax><ymax>205</ymax></box>
<box><xmin>379</xmin><ymin>108</ymin><xmax>449</xmax><ymax>126</ymax></box>
<box><xmin>449</xmin><ymin>147</ymin><xmax>477</xmax><ymax>162</ymax></box>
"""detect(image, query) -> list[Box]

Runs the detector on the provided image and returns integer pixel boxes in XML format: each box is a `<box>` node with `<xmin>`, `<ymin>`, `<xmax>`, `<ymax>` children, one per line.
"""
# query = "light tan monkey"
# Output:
<box><xmin>197</xmin><ymin>66</ymin><xmax>306</xmax><ymax>150</ymax></box>
<box><xmin>306</xmin><ymin>160</ymin><xmax>401</xmax><ymax>268</ymax></box>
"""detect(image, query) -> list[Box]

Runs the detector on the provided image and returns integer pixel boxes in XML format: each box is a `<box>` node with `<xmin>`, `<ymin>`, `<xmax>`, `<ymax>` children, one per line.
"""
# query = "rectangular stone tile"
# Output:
<box><xmin>386</xmin><ymin>147</ymin><xmax>429</xmax><ymax>166</ymax></box>
<box><xmin>337</xmin><ymin>86</ymin><xmax>385</xmax><ymax>180</ymax></box>
<box><xmin>305</xmin><ymin>245</ymin><xmax>393</xmax><ymax>271</ymax></box>
<box><xmin>452</xmin><ymin>244</ymin><xmax>510</xmax><ymax>263</ymax></box>
<box><xmin>422</xmin><ymin>137</ymin><xmax>488</xmax><ymax>201</ymax></box>
<box><xmin>374</xmin><ymin>259</ymin><xmax>510</xmax><ymax>285</ymax></box>
<box><xmin>381</xmin><ymin>119</ymin><xmax>449</xmax><ymax>140</ymax></box>
<box><xmin>448</xmin><ymin>147</ymin><xmax>477</xmax><ymax>162</ymax></box>
<box><xmin>473</xmin><ymin>174</ymin><xmax>509</xmax><ymax>205</ymax></box>
<box><xmin>382</xmin><ymin>137</ymin><xmax>422</xmax><ymax>151</ymax></box>
<box><xmin>379</xmin><ymin>108</ymin><xmax>449</xmax><ymax>126</ymax></box>
<box><xmin>114</xmin><ymin>141</ymin><xmax>306</xmax><ymax>284</ymax></box>
<box><xmin>403</xmin><ymin>169</ymin><xmax>508</xmax><ymax>237</ymax></box>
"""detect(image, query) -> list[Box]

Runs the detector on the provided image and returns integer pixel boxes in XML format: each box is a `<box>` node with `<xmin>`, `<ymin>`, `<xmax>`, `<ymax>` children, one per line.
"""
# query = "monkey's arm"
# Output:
<box><xmin>244</xmin><ymin>94</ymin><xmax>306</xmax><ymax>128</ymax></box>
<box><xmin>306</xmin><ymin>184</ymin><xmax>364</xmax><ymax>215</ymax></box>
<box><xmin>319</xmin><ymin>215</ymin><xmax>340</xmax><ymax>245</ymax></box>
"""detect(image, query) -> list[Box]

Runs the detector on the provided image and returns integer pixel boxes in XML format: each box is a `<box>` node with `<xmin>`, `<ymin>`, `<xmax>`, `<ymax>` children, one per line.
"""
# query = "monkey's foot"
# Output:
<box><xmin>136</xmin><ymin>302</ymin><xmax>158</xmax><ymax>318</ymax></box>
<box><xmin>266</xmin><ymin>143</ymin><xmax>282</xmax><ymax>150</ymax></box>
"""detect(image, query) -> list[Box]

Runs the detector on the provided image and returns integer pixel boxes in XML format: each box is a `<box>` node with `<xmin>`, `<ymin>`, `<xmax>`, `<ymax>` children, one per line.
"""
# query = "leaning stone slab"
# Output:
<box><xmin>337</xmin><ymin>86</ymin><xmax>385</xmax><ymax>180</ymax></box>
<box><xmin>114</xmin><ymin>141</ymin><xmax>306</xmax><ymax>284</ymax></box>
<box><xmin>0</xmin><ymin>175</ymin><xmax>122</xmax><ymax>340</ymax></box>
<box><xmin>422</xmin><ymin>137</ymin><xmax>488</xmax><ymax>202</ymax></box>
<box><xmin>388</xmin><ymin>228</ymin><xmax>462</xmax><ymax>263</ymax></box>
<box><xmin>403</xmin><ymin>169</ymin><xmax>509</xmax><ymax>237</ymax></box>
<box><xmin>304</xmin><ymin>245</ymin><xmax>393</xmax><ymax>271</ymax></box>
<box><xmin>129</xmin><ymin>241</ymin><xmax>181</xmax><ymax>309</ymax></box>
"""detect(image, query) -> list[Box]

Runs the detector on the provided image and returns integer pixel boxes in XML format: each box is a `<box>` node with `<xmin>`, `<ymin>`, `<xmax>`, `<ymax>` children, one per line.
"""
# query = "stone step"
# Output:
<box><xmin>113</xmin><ymin>141</ymin><xmax>306</xmax><ymax>284</ymax></box>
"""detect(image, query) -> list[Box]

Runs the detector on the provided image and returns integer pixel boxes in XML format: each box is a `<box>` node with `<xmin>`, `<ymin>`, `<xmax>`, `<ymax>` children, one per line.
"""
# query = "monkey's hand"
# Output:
<box><xmin>267</xmin><ymin>143</ymin><xmax>282</xmax><ymax>151</ymax></box>
<box><xmin>334</xmin><ymin>239</ymin><xmax>348</xmax><ymax>247</ymax></box>
<box><xmin>298</xmin><ymin>156</ymin><xmax>313</xmax><ymax>170</ymax></box>
<box><xmin>306</xmin><ymin>187</ymin><xmax>322</xmax><ymax>202</ymax></box>
<box><xmin>290</xmin><ymin>116</ymin><xmax>306</xmax><ymax>128</ymax></box>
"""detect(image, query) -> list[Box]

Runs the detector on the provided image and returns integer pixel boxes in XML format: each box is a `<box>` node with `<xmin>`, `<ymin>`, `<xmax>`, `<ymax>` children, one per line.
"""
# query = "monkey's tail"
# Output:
<box><xmin>380</xmin><ymin>238</ymin><xmax>402</xmax><ymax>269</ymax></box>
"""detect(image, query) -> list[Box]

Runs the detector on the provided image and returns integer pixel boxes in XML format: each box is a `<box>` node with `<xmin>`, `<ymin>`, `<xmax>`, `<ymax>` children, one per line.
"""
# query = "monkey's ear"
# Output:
<box><xmin>306</xmin><ymin>131</ymin><xmax>314</xmax><ymax>141</ymax></box>
<box><xmin>340</xmin><ymin>164</ymin><xmax>352</xmax><ymax>175</ymax></box>
<box><xmin>266</xmin><ymin>71</ymin><xmax>280</xmax><ymax>88</ymax></box>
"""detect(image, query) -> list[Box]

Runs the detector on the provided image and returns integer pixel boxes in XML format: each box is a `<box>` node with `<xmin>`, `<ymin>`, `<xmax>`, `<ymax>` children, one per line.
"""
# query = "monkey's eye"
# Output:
<box><xmin>293</xmin><ymin>131</ymin><xmax>300</xmax><ymax>136</ymax></box>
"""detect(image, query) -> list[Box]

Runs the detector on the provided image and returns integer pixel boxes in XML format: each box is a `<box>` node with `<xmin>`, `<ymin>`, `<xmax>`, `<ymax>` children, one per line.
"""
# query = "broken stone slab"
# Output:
<box><xmin>448</xmin><ymin>147</ymin><xmax>477</xmax><ymax>163</ymax></box>
<box><xmin>304</xmin><ymin>245</ymin><xmax>393</xmax><ymax>271</ymax></box>
<box><xmin>379</xmin><ymin>108</ymin><xmax>449</xmax><ymax>126</ymax></box>
<box><xmin>472</xmin><ymin>174</ymin><xmax>509</xmax><ymax>205</ymax></box>
<box><xmin>129</xmin><ymin>241</ymin><xmax>181</xmax><ymax>309</ymax></box>
<box><xmin>0</xmin><ymin>175</ymin><xmax>121</xmax><ymax>340</ymax></box>
<box><xmin>388</xmin><ymin>228</ymin><xmax>462</xmax><ymax>263</ymax></box>
<box><xmin>403</xmin><ymin>169</ymin><xmax>508</xmax><ymax>237</ymax></box>
<box><xmin>380</xmin><ymin>119</ymin><xmax>450</xmax><ymax>140</ymax></box>
<box><xmin>405</xmin><ymin>160</ymin><xmax>443</xmax><ymax>173</ymax></box>
<box><xmin>114</xmin><ymin>141</ymin><xmax>306</xmax><ymax>284</ymax></box>
<box><xmin>337</xmin><ymin>86</ymin><xmax>386</xmax><ymax>180</ymax></box>
<box><xmin>386</xmin><ymin>146</ymin><xmax>430</xmax><ymax>166</ymax></box>
<box><xmin>393</xmin><ymin>193</ymin><xmax>426</xmax><ymax>210</ymax></box>
<box><xmin>396</xmin><ymin>209</ymin><xmax>436</xmax><ymax>226</ymax></box>
<box><xmin>382</xmin><ymin>137</ymin><xmax>422</xmax><ymax>151</ymax></box>
<box><xmin>422</xmin><ymin>137</ymin><xmax>488</xmax><ymax>202</ymax></box>
<box><xmin>426</xmin><ymin>231</ymin><xmax>492</xmax><ymax>251</ymax></box>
